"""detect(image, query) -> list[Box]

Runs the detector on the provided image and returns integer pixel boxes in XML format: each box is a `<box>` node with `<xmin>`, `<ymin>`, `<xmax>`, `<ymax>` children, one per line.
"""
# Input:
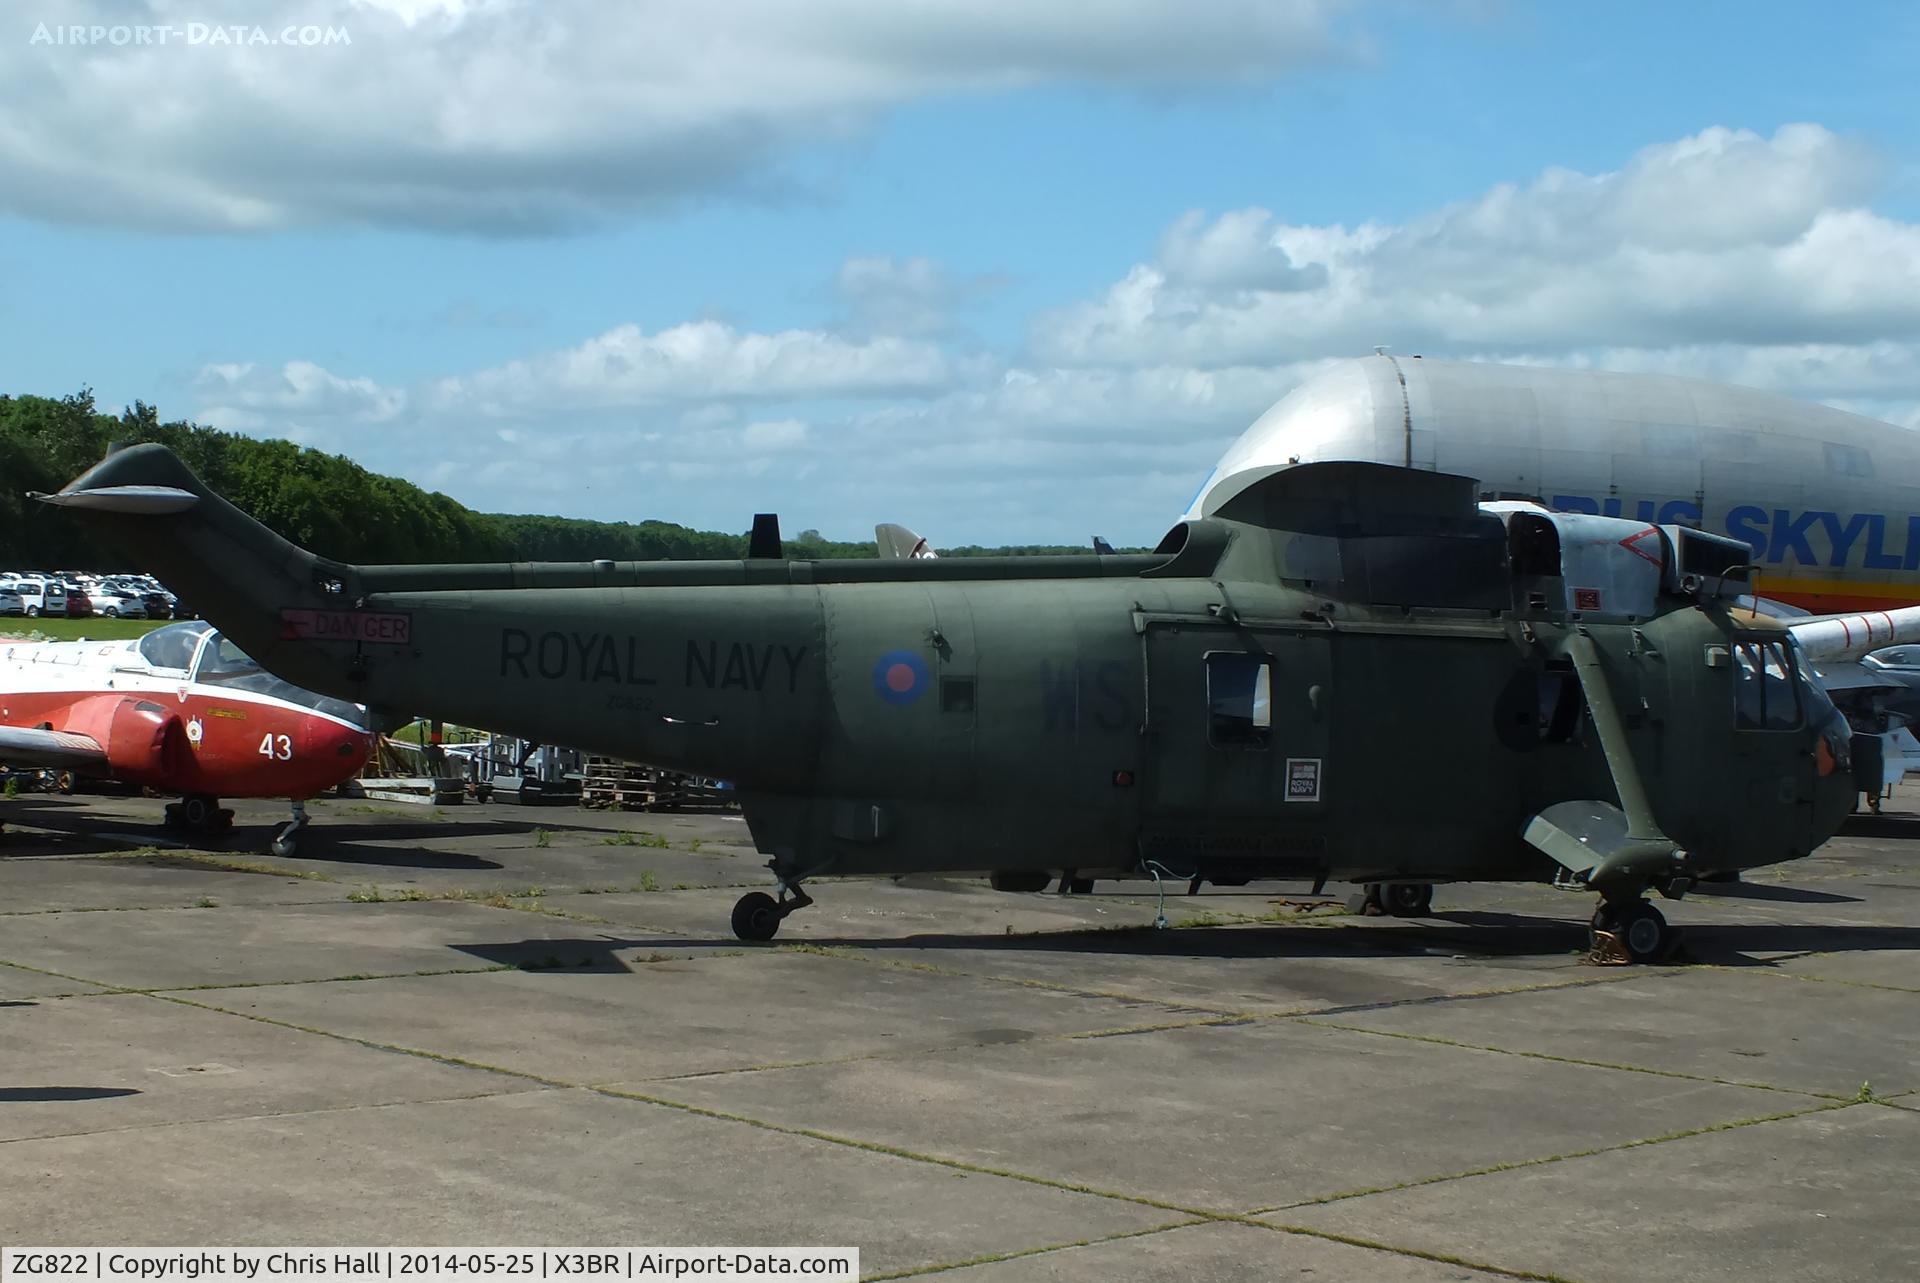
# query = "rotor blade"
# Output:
<box><xmin>1789</xmin><ymin>605</ymin><xmax>1920</xmax><ymax>662</ymax></box>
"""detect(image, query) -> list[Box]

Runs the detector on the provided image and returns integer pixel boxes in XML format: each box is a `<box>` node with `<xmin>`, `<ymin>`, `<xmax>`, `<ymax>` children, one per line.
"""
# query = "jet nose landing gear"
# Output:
<box><xmin>731</xmin><ymin>886</ymin><xmax>814</xmax><ymax>942</ymax></box>
<box><xmin>270</xmin><ymin>799</ymin><xmax>311</xmax><ymax>858</ymax></box>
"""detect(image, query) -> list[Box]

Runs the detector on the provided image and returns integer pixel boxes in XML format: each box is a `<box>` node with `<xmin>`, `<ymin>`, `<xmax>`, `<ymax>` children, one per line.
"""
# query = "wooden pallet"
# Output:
<box><xmin>579</xmin><ymin>757</ymin><xmax>735</xmax><ymax>812</ymax></box>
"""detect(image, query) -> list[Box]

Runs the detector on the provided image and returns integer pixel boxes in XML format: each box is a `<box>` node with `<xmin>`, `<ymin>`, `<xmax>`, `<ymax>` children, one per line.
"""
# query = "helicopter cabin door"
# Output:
<box><xmin>1138</xmin><ymin>622</ymin><xmax>1332</xmax><ymax>879</ymax></box>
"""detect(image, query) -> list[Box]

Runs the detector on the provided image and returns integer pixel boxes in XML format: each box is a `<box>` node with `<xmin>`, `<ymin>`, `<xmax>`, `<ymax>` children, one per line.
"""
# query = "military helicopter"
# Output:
<box><xmin>41</xmin><ymin>445</ymin><xmax>1857</xmax><ymax>961</ymax></box>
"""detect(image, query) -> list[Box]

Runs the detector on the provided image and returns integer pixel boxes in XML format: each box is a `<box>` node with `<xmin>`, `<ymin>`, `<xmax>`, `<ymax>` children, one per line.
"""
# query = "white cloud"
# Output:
<box><xmin>1035</xmin><ymin>125</ymin><xmax>1916</xmax><ymax>366</ymax></box>
<box><xmin>6</xmin><ymin>0</ymin><xmax>1357</xmax><ymax>232</ymax></box>
<box><xmin>192</xmin><ymin>359</ymin><xmax>407</xmax><ymax>431</ymax></box>
<box><xmin>178</xmin><ymin>126</ymin><xmax>1920</xmax><ymax>542</ymax></box>
<box><xmin>833</xmin><ymin>256</ymin><xmax>1005</xmax><ymax>337</ymax></box>
<box><xmin>741</xmin><ymin>418</ymin><xmax>810</xmax><ymax>452</ymax></box>
<box><xmin>426</xmin><ymin>319</ymin><xmax>953</xmax><ymax>413</ymax></box>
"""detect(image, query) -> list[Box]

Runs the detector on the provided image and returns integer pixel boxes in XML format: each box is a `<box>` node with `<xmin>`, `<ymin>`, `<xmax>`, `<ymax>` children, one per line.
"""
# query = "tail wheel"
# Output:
<box><xmin>731</xmin><ymin>891</ymin><xmax>782</xmax><ymax>942</ymax></box>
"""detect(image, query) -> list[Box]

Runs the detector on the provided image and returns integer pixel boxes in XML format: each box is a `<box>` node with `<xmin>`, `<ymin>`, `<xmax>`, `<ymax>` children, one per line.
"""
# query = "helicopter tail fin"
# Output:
<box><xmin>37</xmin><ymin>444</ymin><xmax>342</xmax><ymax>685</ymax></box>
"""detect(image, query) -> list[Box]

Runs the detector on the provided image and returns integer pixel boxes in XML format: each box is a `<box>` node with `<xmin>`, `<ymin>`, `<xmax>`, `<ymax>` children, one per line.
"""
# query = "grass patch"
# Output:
<box><xmin>102</xmin><ymin>849</ymin><xmax>335</xmax><ymax>882</ymax></box>
<box><xmin>602</xmin><ymin>831</ymin><xmax>638</xmax><ymax>847</ymax></box>
<box><xmin>194</xmin><ymin>897</ymin><xmax>219</xmax><ymax>908</ymax></box>
<box><xmin>636</xmin><ymin>870</ymin><xmax>660</xmax><ymax>892</ymax></box>
<box><xmin>346</xmin><ymin>886</ymin><xmax>431</xmax><ymax>903</ymax></box>
<box><xmin>532</xmin><ymin>828</ymin><xmax>552</xmax><ymax>848</ymax></box>
<box><xmin>687</xmin><ymin>838</ymin><xmax>702</xmax><ymax>853</ymax></box>
<box><xmin>0</xmin><ymin>617</ymin><xmax>167</xmax><ymax>642</ymax></box>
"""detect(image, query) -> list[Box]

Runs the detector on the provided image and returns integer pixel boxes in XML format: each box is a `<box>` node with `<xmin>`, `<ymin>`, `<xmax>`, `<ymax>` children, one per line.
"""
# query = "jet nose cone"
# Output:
<box><xmin>304</xmin><ymin>716</ymin><xmax>374</xmax><ymax>776</ymax></box>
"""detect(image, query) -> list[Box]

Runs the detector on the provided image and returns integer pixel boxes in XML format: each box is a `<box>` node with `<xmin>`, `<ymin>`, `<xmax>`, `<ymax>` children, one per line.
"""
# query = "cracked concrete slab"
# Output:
<box><xmin>0</xmin><ymin>992</ymin><xmax>537</xmax><ymax>1142</ymax></box>
<box><xmin>0</xmin><ymin>898</ymin><xmax>615</xmax><ymax>989</ymax></box>
<box><xmin>5</xmin><ymin>788</ymin><xmax>1918</xmax><ymax>1279</ymax></box>
<box><xmin>641</xmin><ymin>1017</ymin><xmax>1795</xmax><ymax>1214</ymax></box>
<box><xmin>0</xmin><ymin>960</ymin><xmax>109</xmax><ymax>1000</ymax></box>
<box><xmin>0</xmin><ymin>852</ymin><xmax>349</xmax><ymax>913</ymax></box>
<box><xmin>1318</xmin><ymin>966</ymin><xmax>1920</xmax><ymax>1097</ymax></box>
<box><xmin>1278</xmin><ymin>1104</ymin><xmax>1920</xmax><ymax>1283</ymax></box>
<box><xmin>907</xmin><ymin>1220</ymin><xmax>1513</xmax><ymax>1282</ymax></box>
<box><xmin>182</xmin><ymin>951</ymin><xmax>1213</xmax><ymax>1083</ymax></box>
<box><xmin>0</xmin><ymin>1089</ymin><xmax>1165</xmax><ymax>1274</ymax></box>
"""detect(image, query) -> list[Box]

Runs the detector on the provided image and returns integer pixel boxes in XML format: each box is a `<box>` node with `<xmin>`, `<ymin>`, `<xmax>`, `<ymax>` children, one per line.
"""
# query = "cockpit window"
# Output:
<box><xmin>1734</xmin><ymin>639</ymin><xmax>1802</xmax><ymax>730</ymax></box>
<box><xmin>185</xmin><ymin>629</ymin><xmax>368</xmax><ymax>729</ymax></box>
<box><xmin>136</xmin><ymin>620</ymin><xmax>212</xmax><ymax>672</ymax></box>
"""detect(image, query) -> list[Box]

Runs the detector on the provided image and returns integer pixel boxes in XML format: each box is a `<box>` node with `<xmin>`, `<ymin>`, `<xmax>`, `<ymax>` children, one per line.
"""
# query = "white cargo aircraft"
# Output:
<box><xmin>1191</xmin><ymin>355</ymin><xmax>1920</xmax><ymax>617</ymax></box>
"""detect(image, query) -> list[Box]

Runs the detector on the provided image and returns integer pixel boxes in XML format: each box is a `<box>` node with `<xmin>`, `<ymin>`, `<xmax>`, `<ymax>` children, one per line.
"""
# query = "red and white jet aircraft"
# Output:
<box><xmin>0</xmin><ymin>620</ymin><xmax>372</xmax><ymax>853</ymax></box>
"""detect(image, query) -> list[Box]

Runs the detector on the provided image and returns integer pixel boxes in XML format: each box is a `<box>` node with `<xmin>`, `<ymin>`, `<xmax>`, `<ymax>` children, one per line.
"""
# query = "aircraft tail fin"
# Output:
<box><xmin>37</xmin><ymin>443</ymin><xmax>342</xmax><ymax>689</ymax></box>
<box><xmin>875</xmin><ymin>522</ymin><xmax>936</xmax><ymax>560</ymax></box>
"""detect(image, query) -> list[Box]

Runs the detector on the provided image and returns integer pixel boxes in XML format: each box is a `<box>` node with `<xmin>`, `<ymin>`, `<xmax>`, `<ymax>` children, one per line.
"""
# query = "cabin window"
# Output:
<box><xmin>1207</xmin><ymin>652</ymin><xmax>1273</xmax><ymax>747</ymax></box>
<box><xmin>1823</xmin><ymin>442</ymin><xmax>1873</xmax><ymax>479</ymax></box>
<box><xmin>1734</xmin><ymin>640</ymin><xmax>1802</xmax><ymax>730</ymax></box>
<box><xmin>1538</xmin><ymin>663</ymin><xmax>1585</xmax><ymax>742</ymax></box>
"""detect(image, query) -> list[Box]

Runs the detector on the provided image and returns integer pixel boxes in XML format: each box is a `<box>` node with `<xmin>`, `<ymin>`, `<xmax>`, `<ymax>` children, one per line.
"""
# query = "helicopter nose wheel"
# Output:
<box><xmin>731</xmin><ymin>887</ymin><xmax>814</xmax><ymax>942</ymax></box>
<box><xmin>1591</xmin><ymin>899</ymin><xmax>1676</xmax><ymax>964</ymax></box>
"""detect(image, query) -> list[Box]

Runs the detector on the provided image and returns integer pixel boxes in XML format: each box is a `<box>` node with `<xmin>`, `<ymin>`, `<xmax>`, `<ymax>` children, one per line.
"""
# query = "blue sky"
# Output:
<box><xmin>5</xmin><ymin>0</ymin><xmax>1920</xmax><ymax>543</ymax></box>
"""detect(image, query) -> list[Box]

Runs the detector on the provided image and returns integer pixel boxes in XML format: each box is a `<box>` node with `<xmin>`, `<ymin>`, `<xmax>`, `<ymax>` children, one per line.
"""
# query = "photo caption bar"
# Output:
<box><xmin>2</xmin><ymin>1250</ymin><xmax>858</xmax><ymax>1283</ymax></box>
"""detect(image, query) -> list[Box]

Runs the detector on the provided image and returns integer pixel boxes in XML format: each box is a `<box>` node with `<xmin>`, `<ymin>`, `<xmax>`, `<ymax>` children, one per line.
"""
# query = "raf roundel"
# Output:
<box><xmin>872</xmin><ymin>650</ymin><xmax>930</xmax><ymax>705</ymax></box>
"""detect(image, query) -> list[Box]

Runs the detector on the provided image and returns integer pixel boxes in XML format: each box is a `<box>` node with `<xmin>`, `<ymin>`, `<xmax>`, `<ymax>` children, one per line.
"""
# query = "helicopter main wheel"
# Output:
<box><xmin>1592</xmin><ymin>900</ymin><xmax>1674</xmax><ymax>964</ymax></box>
<box><xmin>1379</xmin><ymin>882</ymin><xmax>1434</xmax><ymax>917</ymax></box>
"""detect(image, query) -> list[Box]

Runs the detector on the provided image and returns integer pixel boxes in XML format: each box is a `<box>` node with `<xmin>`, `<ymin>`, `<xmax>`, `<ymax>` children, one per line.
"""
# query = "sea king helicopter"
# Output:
<box><xmin>40</xmin><ymin>446</ymin><xmax>1857</xmax><ymax>961</ymax></box>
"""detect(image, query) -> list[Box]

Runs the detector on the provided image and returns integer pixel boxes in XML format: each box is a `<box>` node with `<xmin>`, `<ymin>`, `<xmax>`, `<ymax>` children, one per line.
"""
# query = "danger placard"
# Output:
<box><xmin>279</xmin><ymin>608</ymin><xmax>412</xmax><ymax>645</ymax></box>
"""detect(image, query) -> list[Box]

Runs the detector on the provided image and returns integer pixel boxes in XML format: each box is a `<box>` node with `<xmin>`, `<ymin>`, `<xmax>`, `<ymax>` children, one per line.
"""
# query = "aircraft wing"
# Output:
<box><xmin>1788</xmin><ymin>605</ymin><xmax>1920</xmax><ymax>663</ymax></box>
<box><xmin>0</xmin><ymin>725</ymin><xmax>109</xmax><ymax>770</ymax></box>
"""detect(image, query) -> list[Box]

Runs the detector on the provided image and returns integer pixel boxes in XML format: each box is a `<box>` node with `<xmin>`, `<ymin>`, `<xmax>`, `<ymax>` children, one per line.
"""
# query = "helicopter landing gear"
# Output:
<box><xmin>731</xmin><ymin>885</ymin><xmax>814</xmax><ymax>942</ymax></box>
<box><xmin>1590</xmin><ymin>898</ymin><xmax>1676</xmax><ymax>964</ymax></box>
<box><xmin>270</xmin><ymin>800</ymin><xmax>310</xmax><ymax>858</ymax></box>
<box><xmin>164</xmin><ymin>792</ymin><xmax>233</xmax><ymax>836</ymax></box>
<box><xmin>1358</xmin><ymin>882</ymin><xmax>1435</xmax><ymax>917</ymax></box>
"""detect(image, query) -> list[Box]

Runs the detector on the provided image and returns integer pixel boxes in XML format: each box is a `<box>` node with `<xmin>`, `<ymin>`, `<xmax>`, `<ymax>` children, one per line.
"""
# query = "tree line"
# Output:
<box><xmin>0</xmin><ymin>391</ymin><xmax>918</xmax><ymax>566</ymax></box>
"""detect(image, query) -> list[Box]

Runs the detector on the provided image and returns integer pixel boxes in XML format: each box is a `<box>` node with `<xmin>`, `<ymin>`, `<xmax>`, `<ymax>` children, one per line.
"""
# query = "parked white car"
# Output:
<box><xmin>85</xmin><ymin>587</ymin><xmax>147</xmax><ymax>618</ymax></box>
<box><xmin>0</xmin><ymin>587</ymin><xmax>22</xmax><ymax>616</ymax></box>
